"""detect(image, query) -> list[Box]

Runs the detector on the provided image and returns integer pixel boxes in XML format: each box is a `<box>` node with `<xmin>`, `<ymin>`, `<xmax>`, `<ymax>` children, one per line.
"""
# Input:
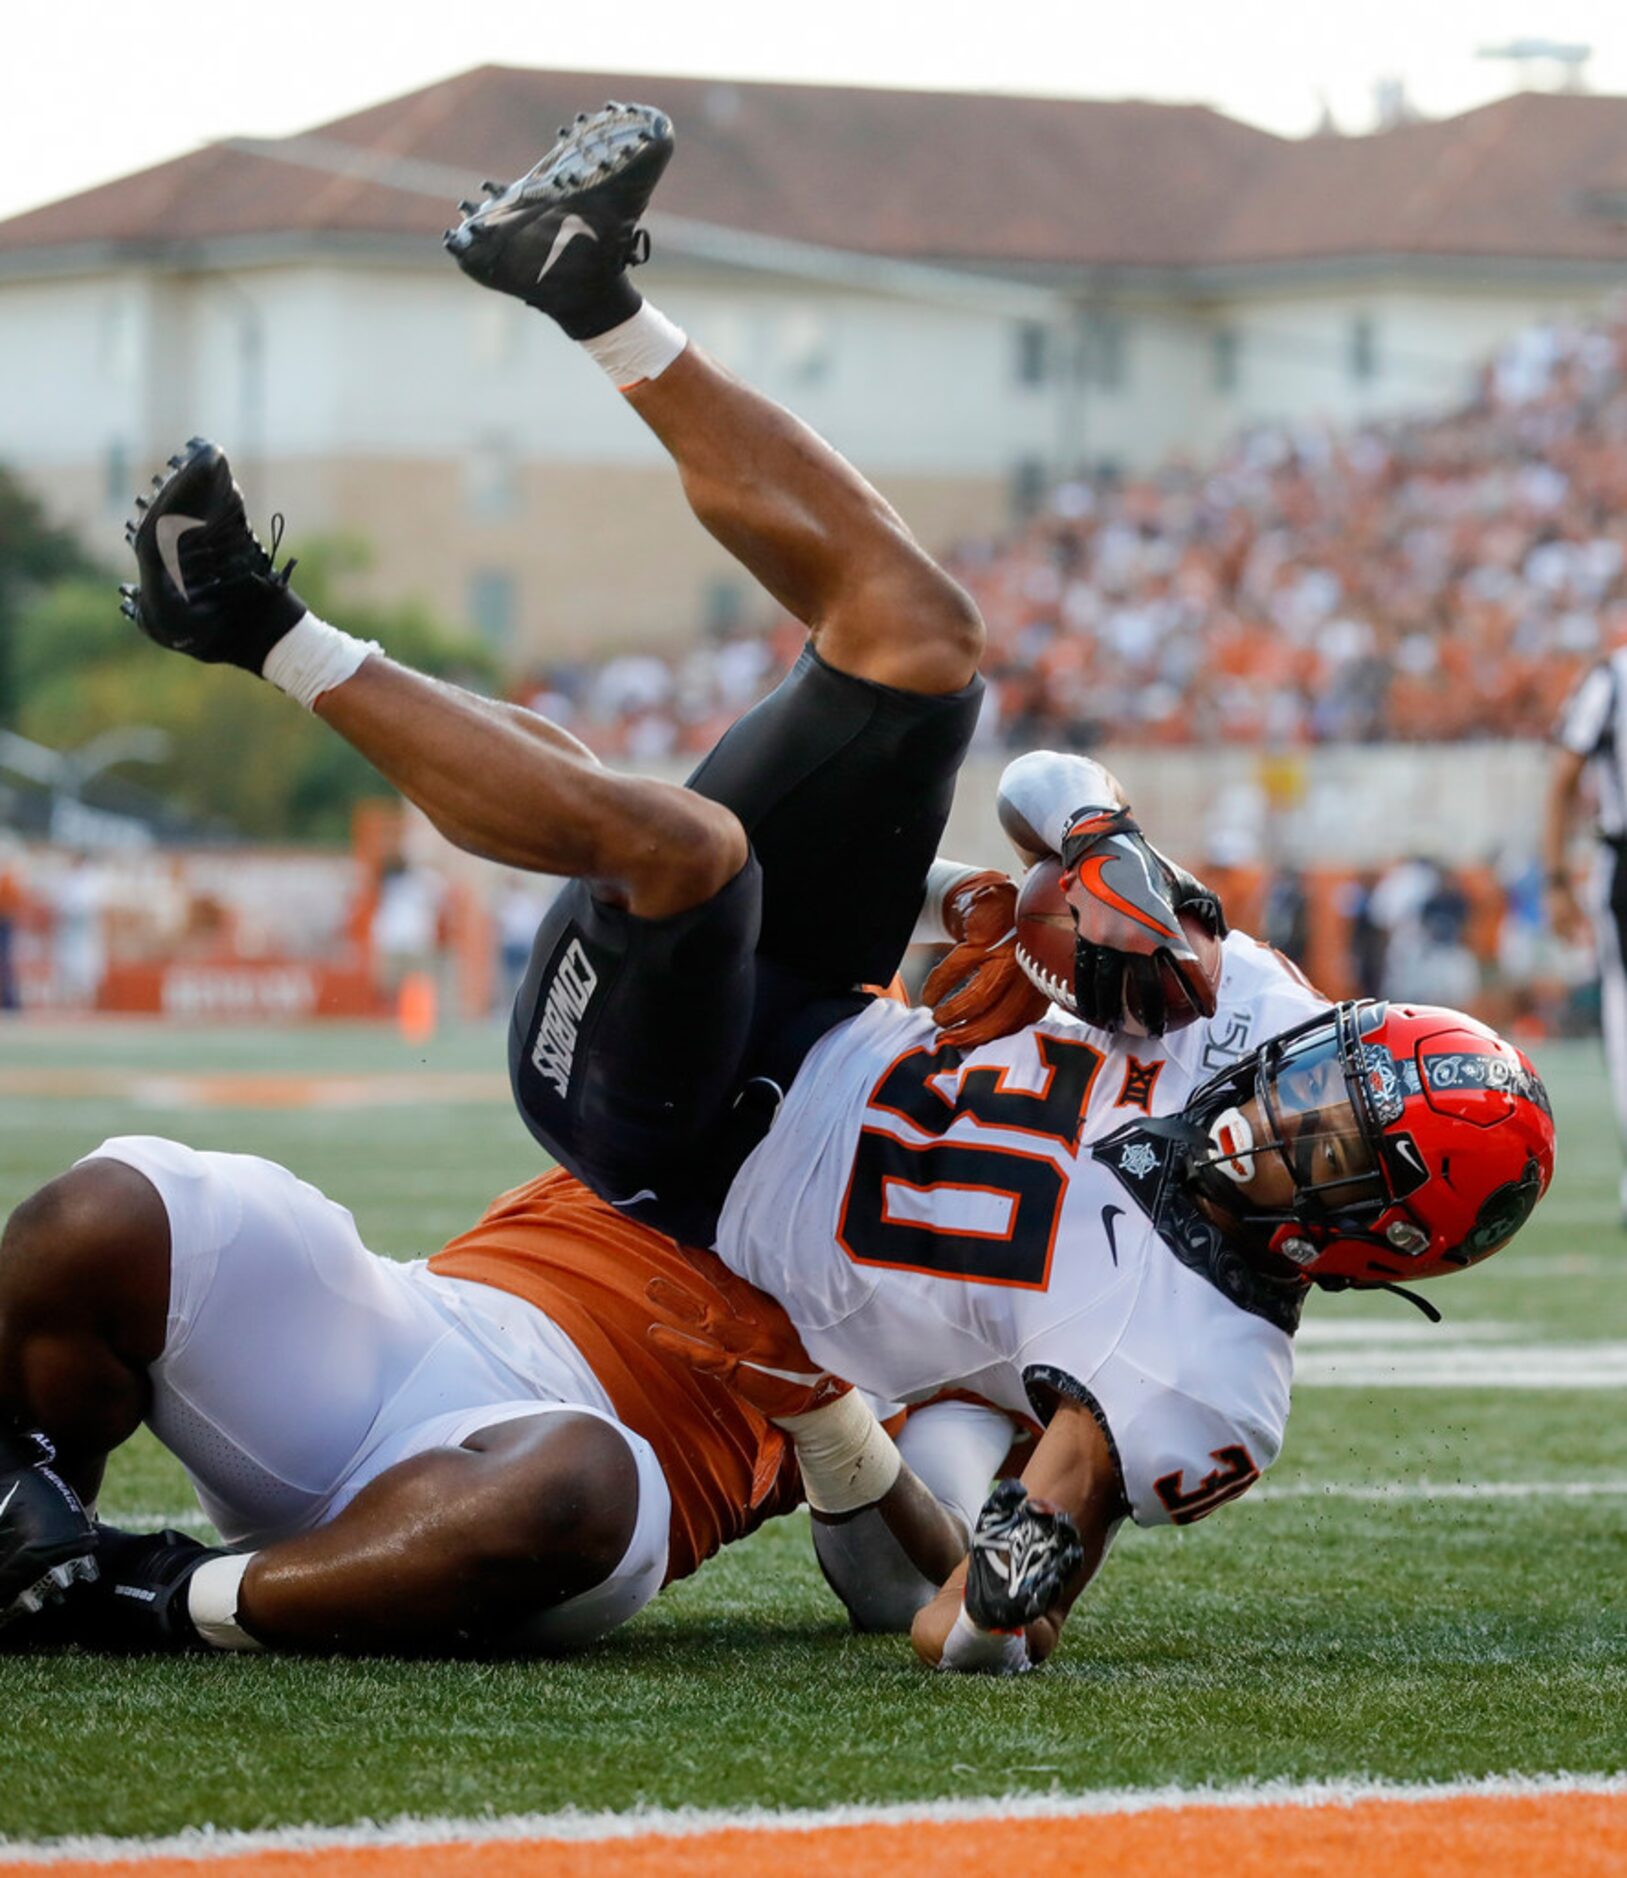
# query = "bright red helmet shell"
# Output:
<box><xmin>1264</xmin><ymin>1002</ymin><xmax>1556</xmax><ymax>1284</ymax></box>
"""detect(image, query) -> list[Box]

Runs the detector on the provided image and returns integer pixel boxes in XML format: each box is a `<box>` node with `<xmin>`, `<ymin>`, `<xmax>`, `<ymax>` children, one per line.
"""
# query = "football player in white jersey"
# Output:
<box><xmin>118</xmin><ymin>104</ymin><xmax>1558</xmax><ymax>1673</ymax></box>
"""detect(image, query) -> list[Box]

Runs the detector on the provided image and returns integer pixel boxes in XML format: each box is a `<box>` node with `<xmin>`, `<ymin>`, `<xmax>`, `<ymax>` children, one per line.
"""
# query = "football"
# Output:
<box><xmin>1014</xmin><ymin>854</ymin><xmax>1225</xmax><ymax>1036</ymax></box>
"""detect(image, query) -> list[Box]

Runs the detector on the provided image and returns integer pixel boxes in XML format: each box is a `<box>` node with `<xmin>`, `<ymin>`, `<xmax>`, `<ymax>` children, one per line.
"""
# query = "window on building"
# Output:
<box><xmin>704</xmin><ymin>578</ymin><xmax>747</xmax><ymax>635</ymax></box>
<box><xmin>1212</xmin><ymin>327</ymin><xmax>1241</xmax><ymax>393</ymax></box>
<box><xmin>1082</xmin><ymin>312</ymin><xmax>1128</xmax><ymax>392</ymax></box>
<box><xmin>465</xmin><ymin>435</ymin><xmax>519</xmax><ymax>520</ymax></box>
<box><xmin>467</xmin><ymin>569</ymin><xmax>517</xmax><ymax>654</ymax></box>
<box><xmin>1011</xmin><ymin>456</ymin><xmax>1049</xmax><ymax>519</ymax></box>
<box><xmin>104</xmin><ymin>438</ymin><xmax>130</xmax><ymax>509</ymax></box>
<box><xmin>1349</xmin><ymin>314</ymin><xmax>1378</xmax><ymax>383</ymax></box>
<box><xmin>1014</xmin><ymin>322</ymin><xmax>1049</xmax><ymax>386</ymax></box>
<box><xmin>471</xmin><ymin>298</ymin><xmax>523</xmax><ymax>369</ymax></box>
<box><xmin>98</xmin><ymin>292</ymin><xmax>136</xmax><ymax>383</ymax></box>
<box><xmin>779</xmin><ymin>311</ymin><xmax>832</xmax><ymax>387</ymax></box>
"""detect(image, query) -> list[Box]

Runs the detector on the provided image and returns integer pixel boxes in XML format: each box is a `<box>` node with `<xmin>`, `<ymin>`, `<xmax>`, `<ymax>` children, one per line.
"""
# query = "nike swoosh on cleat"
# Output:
<box><xmin>0</xmin><ymin>1481</ymin><xmax>18</xmax><ymax>1523</ymax></box>
<box><xmin>154</xmin><ymin>514</ymin><xmax>206</xmax><ymax>600</ymax></box>
<box><xmin>537</xmin><ymin>213</ymin><xmax>599</xmax><ymax>282</ymax></box>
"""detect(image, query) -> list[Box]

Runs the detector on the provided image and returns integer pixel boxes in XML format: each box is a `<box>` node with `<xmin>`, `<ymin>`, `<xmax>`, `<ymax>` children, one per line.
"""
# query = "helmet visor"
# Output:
<box><xmin>1257</xmin><ymin>1017</ymin><xmax>1386</xmax><ymax>1215</ymax></box>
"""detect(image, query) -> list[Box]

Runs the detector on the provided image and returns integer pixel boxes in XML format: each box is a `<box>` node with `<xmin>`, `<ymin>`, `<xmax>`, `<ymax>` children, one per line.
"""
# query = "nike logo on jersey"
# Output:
<box><xmin>1101</xmin><ymin>1204</ymin><xmax>1125</xmax><ymax>1266</ymax></box>
<box><xmin>154</xmin><ymin>515</ymin><xmax>206</xmax><ymax>599</ymax></box>
<box><xmin>530</xmin><ymin>938</ymin><xmax>599</xmax><ymax>1099</ymax></box>
<box><xmin>0</xmin><ymin>1481</ymin><xmax>18</xmax><ymax>1523</ymax></box>
<box><xmin>537</xmin><ymin>213</ymin><xmax>599</xmax><ymax>281</ymax></box>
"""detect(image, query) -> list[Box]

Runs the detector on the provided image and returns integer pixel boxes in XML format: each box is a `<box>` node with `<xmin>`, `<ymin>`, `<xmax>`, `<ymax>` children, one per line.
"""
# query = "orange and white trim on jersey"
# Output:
<box><xmin>2</xmin><ymin>1776</ymin><xmax>1622</xmax><ymax>1877</ymax></box>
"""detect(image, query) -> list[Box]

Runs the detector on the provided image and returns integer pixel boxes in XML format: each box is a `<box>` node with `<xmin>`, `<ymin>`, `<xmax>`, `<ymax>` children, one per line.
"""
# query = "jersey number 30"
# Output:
<box><xmin>837</xmin><ymin>1036</ymin><xmax>1103</xmax><ymax>1288</ymax></box>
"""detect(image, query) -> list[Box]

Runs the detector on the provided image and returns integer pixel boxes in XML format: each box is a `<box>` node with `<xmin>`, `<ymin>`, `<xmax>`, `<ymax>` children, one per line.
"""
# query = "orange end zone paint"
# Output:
<box><xmin>4</xmin><ymin>1790</ymin><xmax>1623</xmax><ymax>1878</ymax></box>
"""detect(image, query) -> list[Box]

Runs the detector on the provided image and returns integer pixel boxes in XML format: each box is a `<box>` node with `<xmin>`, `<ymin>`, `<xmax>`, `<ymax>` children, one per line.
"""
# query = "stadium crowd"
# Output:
<box><xmin>513</xmin><ymin>309</ymin><xmax>1627</xmax><ymax>757</ymax></box>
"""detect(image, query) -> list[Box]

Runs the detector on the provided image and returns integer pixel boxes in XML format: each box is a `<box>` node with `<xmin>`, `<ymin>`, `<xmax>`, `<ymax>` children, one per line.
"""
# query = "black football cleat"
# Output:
<box><xmin>444</xmin><ymin>102</ymin><xmax>674</xmax><ymax>336</ymax></box>
<box><xmin>120</xmin><ymin>438</ymin><xmax>306</xmax><ymax>672</ymax></box>
<box><xmin>66</xmin><ymin>1524</ymin><xmax>230</xmax><ymax>1653</ymax></box>
<box><xmin>0</xmin><ymin>1430</ymin><xmax>98</xmax><ymax>1629</ymax></box>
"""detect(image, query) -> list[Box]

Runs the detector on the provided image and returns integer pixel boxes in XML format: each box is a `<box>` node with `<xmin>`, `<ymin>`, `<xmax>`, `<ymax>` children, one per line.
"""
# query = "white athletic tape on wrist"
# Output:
<box><xmin>187</xmin><ymin>1553</ymin><xmax>264</xmax><ymax>1653</ymax></box>
<box><xmin>939</xmin><ymin>1604</ymin><xmax>1031</xmax><ymax>1675</ymax></box>
<box><xmin>775</xmin><ymin>1391</ymin><xmax>902</xmax><ymax>1514</ymax></box>
<box><xmin>261</xmin><ymin>612</ymin><xmax>381</xmax><ymax>710</ymax></box>
<box><xmin>581</xmin><ymin>302</ymin><xmax>688</xmax><ymax>390</ymax></box>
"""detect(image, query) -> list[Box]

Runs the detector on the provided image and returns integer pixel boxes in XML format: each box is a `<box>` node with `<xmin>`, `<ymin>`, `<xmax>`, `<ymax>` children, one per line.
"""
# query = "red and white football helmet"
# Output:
<box><xmin>1187</xmin><ymin>1001</ymin><xmax>1555</xmax><ymax>1285</ymax></box>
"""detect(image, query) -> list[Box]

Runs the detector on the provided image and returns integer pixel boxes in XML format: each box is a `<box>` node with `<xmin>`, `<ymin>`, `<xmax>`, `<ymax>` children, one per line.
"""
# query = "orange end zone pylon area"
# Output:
<box><xmin>3</xmin><ymin>1785</ymin><xmax>1623</xmax><ymax>1878</ymax></box>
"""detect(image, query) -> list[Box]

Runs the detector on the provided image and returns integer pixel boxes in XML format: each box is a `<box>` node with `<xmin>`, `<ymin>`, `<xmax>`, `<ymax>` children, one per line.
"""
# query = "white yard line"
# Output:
<box><xmin>104</xmin><ymin>1473</ymin><xmax>1627</xmax><ymax>1539</ymax></box>
<box><xmin>1297</xmin><ymin>1340</ymin><xmax>1627</xmax><ymax>1386</ymax></box>
<box><xmin>96</xmin><ymin>1510</ymin><xmax>216</xmax><ymax>1533</ymax></box>
<box><xmin>1</xmin><ymin>1773</ymin><xmax>1623</xmax><ymax>1863</ymax></box>
<box><xmin>1296</xmin><ymin>1320</ymin><xmax>1518</xmax><ymax>1343</ymax></box>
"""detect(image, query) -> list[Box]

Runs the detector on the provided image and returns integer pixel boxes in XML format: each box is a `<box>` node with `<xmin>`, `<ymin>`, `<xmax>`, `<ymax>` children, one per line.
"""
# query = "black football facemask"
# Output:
<box><xmin>1177</xmin><ymin>1003</ymin><xmax>1397</xmax><ymax>1264</ymax></box>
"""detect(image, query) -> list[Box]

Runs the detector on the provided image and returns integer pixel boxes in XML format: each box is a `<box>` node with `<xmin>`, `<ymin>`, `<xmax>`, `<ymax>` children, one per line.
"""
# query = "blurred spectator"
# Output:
<box><xmin>51</xmin><ymin>852</ymin><xmax>107</xmax><ymax>1008</ymax></box>
<box><xmin>1369</xmin><ymin>855</ymin><xmax>1480</xmax><ymax>1007</ymax></box>
<box><xmin>1261</xmin><ymin>866</ymin><xmax>1310</xmax><ymax>962</ymax></box>
<box><xmin>370</xmin><ymin>856</ymin><xmax>444</xmax><ymax>995</ymax></box>
<box><xmin>0</xmin><ymin>847</ymin><xmax>22</xmax><ymax>1011</ymax></box>
<box><xmin>495</xmin><ymin>875</ymin><xmax>555</xmax><ymax>1012</ymax></box>
<box><xmin>531</xmin><ymin>305</ymin><xmax>1627</xmax><ymax>761</ymax></box>
<box><xmin>1340</xmin><ymin>871</ymin><xmax>1388</xmax><ymax>1000</ymax></box>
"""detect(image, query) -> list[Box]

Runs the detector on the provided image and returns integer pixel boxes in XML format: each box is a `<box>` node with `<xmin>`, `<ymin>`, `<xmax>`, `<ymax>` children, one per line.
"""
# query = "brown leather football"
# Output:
<box><xmin>1014</xmin><ymin>854</ymin><xmax>1224</xmax><ymax>1036</ymax></box>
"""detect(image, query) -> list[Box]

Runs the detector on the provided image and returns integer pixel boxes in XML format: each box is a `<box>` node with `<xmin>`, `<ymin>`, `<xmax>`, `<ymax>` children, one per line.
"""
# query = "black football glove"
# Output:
<box><xmin>0</xmin><ymin>1429</ymin><xmax>98</xmax><ymax>1626</ymax></box>
<box><xmin>1158</xmin><ymin>848</ymin><xmax>1228</xmax><ymax>945</ymax></box>
<box><xmin>66</xmin><ymin>1525</ymin><xmax>232</xmax><ymax>1653</ymax></box>
<box><xmin>964</xmin><ymin>1478</ymin><xmax>1085</xmax><ymax>1632</ymax></box>
<box><xmin>1058</xmin><ymin>806</ymin><xmax>1223</xmax><ymax>1036</ymax></box>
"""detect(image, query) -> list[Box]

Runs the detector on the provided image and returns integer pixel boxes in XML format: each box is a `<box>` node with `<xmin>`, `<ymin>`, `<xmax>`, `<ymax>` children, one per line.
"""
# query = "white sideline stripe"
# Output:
<box><xmin>1252</xmin><ymin>1477</ymin><xmax>1627</xmax><ymax>1503</ymax></box>
<box><xmin>1</xmin><ymin>1774</ymin><xmax>1623</xmax><ymax>1863</ymax></box>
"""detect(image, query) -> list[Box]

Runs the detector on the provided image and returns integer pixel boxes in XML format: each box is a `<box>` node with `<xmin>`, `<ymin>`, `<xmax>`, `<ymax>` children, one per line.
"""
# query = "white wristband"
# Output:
<box><xmin>580</xmin><ymin>302</ymin><xmax>689</xmax><ymax>390</ymax></box>
<box><xmin>775</xmin><ymin>1390</ymin><xmax>902</xmax><ymax>1514</ymax></box>
<box><xmin>261</xmin><ymin>612</ymin><xmax>381</xmax><ymax>710</ymax></box>
<box><xmin>187</xmin><ymin>1553</ymin><xmax>264</xmax><ymax>1652</ymax></box>
<box><xmin>939</xmin><ymin>1604</ymin><xmax>1031</xmax><ymax>1675</ymax></box>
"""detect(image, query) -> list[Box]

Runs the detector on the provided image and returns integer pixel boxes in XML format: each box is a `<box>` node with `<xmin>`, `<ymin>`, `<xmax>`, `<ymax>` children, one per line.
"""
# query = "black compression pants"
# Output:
<box><xmin>509</xmin><ymin>646</ymin><xmax>983</xmax><ymax>1242</ymax></box>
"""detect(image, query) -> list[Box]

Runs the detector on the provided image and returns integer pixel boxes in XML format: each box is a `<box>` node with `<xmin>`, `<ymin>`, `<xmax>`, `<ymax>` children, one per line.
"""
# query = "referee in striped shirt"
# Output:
<box><xmin>1547</xmin><ymin>647</ymin><xmax>1627</xmax><ymax>1218</ymax></box>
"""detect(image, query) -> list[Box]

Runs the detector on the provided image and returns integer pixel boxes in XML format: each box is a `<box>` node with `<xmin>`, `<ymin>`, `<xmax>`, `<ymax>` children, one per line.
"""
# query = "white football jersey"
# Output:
<box><xmin>718</xmin><ymin>930</ymin><xmax>1328</xmax><ymax>1526</ymax></box>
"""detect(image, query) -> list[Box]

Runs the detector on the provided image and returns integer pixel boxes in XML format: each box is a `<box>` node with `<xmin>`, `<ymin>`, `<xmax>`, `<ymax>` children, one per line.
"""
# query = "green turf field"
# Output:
<box><xmin>0</xmin><ymin>1021</ymin><xmax>1623</xmax><ymax>1839</ymax></box>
